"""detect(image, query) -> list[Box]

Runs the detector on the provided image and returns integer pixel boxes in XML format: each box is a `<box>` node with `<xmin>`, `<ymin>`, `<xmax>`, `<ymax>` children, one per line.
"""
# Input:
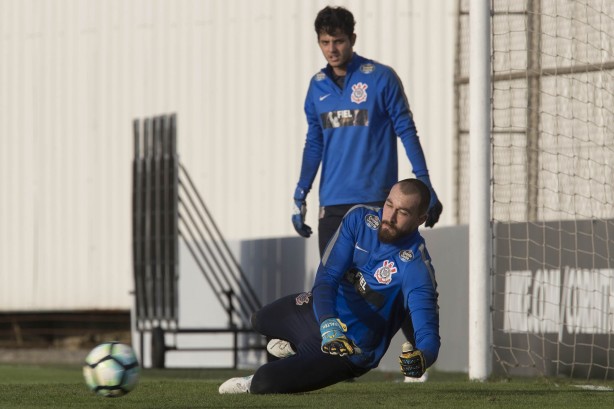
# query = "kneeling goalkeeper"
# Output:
<box><xmin>219</xmin><ymin>179</ymin><xmax>440</xmax><ymax>394</ymax></box>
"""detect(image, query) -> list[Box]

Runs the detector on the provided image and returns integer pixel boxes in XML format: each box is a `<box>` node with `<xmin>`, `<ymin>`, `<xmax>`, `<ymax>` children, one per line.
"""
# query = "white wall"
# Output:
<box><xmin>0</xmin><ymin>0</ymin><xmax>457</xmax><ymax>310</ymax></box>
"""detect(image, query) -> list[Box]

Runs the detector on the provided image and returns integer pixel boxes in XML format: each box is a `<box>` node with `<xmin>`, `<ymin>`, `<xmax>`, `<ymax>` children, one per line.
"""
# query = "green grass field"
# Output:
<box><xmin>1</xmin><ymin>364</ymin><xmax>613</xmax><ymax>409</ymax></box>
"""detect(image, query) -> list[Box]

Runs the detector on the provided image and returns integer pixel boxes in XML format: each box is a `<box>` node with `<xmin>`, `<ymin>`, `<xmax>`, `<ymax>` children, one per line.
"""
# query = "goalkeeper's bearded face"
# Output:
<box><xmin>378</xmin><ymin>185</ymin><xmax>427</xmax><ymax>244</ymax></box>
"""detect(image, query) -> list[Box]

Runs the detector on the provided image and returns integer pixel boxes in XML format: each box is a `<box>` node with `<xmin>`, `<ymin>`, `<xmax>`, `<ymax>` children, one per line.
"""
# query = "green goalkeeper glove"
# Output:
<box><xmin>319</xmin><ymin>318</ymin><xmax>360</xmax><ymax>356</ymax></box>
<box><xmin>399</xmin><ymin>341</ymin><xmax>426</xmax><ymax>378</ymax></box>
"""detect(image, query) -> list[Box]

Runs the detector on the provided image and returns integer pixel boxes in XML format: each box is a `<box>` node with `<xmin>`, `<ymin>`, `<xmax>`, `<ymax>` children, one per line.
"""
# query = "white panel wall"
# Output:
<box><xmin>0</xmin><ymin>0</ymin><xmax>456</xmax><ymax>310</ymax></box>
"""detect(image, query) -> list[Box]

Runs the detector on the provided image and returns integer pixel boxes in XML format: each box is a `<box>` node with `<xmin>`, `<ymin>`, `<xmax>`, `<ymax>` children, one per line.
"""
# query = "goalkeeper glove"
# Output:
<box><xmin>291</xmin><ymin>186</ymin><xmax>312</xmax><ymax>238</ymax></box>
<box><xmin>399</xmin><ymin>341</ymin><xmax>426</xmax><ymax>378</ymax></box>
<box><xmin>319</xmin><ymin>318</ymin><xmax>360</xmax><ymax>356</ymax></box>
<box><xmin>416</xmin><ymin>176</ymin><xmax>443</xmax><ymax>228</ymax></box>
<box><xmin>425</xmin><ymin>199</ymin><xmax>443</xmax><ymax>228</ymax></box>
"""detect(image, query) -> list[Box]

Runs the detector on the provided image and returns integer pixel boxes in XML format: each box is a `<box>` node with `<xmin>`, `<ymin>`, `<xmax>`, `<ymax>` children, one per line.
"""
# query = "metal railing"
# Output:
<box><xmin>132</xmin><ymin>113</ymin><xmax>264</xmax><ymax>368</ymax></box>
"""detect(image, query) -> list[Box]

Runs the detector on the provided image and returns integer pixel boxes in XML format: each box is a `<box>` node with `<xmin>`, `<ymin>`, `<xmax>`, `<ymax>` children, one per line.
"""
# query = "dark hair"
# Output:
<box><xmin>397</xmin><ymin>179</ymin><xmax>431</xmax><ymax>216</ymax></box>
<box><xmin>314</xmin><ymin>6</ymin><xmax>355</xmax><ymax>37</ymax></box>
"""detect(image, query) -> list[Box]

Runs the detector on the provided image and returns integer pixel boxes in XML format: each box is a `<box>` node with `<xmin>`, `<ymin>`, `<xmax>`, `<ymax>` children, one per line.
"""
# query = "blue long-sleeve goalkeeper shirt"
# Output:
<box><xmin>297</xmin><ymin>53</ymin><xmax>430</xmax><ymax>206</ymax></box>
<box><xmin>311</xmin><ymin>205</ymin><xmax>440</xmax><ymax>369</ymax></box>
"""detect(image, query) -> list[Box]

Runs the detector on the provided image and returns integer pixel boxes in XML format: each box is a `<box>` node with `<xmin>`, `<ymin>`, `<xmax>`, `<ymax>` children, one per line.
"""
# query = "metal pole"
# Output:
<box><xmin>469</xmin><ymin>0</ymin><xmax>492</xmax><ymax>381</ymax></box>
<box><xmin>526</xmin><ymin>0</ymin><xmax>541</xmax><ymax>221</ymax></box>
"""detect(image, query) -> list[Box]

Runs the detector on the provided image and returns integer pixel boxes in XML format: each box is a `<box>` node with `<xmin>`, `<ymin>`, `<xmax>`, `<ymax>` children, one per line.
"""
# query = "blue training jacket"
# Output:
<box><xmin>312</xmin><ymin>205</ymin><xmax>440</xmax><ymax>369</ymax></box>
<box><xmin>297</xmin><ymin>52</ymin><xmax>430</xmax><ymax>206</ymax></box>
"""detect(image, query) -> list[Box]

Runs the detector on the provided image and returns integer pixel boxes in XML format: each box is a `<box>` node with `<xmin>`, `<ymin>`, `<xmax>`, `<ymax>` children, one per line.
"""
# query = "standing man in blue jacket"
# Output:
<box><xmin>292</xmin><ymin>6</ymin><xmax>443</xmax><ymax>255</ymax></box>
<box><xmin>219</xmin><ymin>179</ymin><xmax>440</xmax><ymax>394</ymax></box>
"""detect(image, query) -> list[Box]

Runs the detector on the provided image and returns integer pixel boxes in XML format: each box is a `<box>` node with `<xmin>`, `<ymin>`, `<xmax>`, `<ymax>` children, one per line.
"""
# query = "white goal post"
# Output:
<box><xmin>469</xmin><ymin>0</ymin><xmax>492</xmax><ymax>381</ymax></box>
<box><xmin>460</xmin><ymin>0</ymin><xmax>614</xmax><ymax>380</ymax></box>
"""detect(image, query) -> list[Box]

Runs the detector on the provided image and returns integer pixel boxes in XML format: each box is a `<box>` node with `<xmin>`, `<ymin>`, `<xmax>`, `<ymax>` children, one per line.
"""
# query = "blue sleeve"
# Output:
<box><xmin>383</xmin><ymin>68</ymin><xmax>429</xmax><ymax>179</ymax></box>
<box><xmin>296</xmin><ymin>82</ymin><xmax>323</xmax><ymax>193</ymax></box>
<box><xmin>405</xmin><ymin>263</ymin><xmax>440</xmax><ymax>367</ymax></box>
<box><xmin>311</xmin><ymin>210</ymin><xmax>357</xmax><ymax>323</ymax></box>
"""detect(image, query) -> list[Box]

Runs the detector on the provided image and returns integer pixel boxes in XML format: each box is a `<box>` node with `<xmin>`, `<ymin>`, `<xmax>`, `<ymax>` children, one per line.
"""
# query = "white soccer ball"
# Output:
<box><xmin>83</xmin><ymin>342</ymin><xmax>140</xmax><ymax>397</ymax></box>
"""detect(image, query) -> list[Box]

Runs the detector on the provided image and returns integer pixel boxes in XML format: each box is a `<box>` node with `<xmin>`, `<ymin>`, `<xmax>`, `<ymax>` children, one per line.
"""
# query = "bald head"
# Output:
<box><xmin>395</xmin><ymin>178</ymin><xmax>431</xmax><ymax>217</ymax></box>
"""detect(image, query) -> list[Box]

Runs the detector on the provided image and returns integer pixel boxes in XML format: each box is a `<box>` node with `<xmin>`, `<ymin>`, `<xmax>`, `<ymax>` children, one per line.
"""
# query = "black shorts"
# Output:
<box><xmin>318</xmin><ymin>202</ymin><xmax>384</xmax><ymax>256</ymax></box>
<box><xmin>249</xmin><ymin>293</ymin><xmax>369</xmax><ymax>394</ymax></box>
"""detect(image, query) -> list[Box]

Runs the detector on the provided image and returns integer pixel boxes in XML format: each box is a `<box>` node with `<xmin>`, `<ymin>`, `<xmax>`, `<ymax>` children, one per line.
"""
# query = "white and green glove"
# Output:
<box><xmin>319</xmin><ymin>318</ymin><xmax>360</xmax><ymax>356</ymax></box>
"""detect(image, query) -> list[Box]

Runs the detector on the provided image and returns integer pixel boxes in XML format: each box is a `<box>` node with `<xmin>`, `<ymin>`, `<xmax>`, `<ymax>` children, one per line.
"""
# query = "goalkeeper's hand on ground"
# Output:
<box><xmin>319</xmin><ymin>318</ymin><xmax>360</xmax><ymax>356</ymax></box>
<box><xmin>291</xmin><ymin>186</ymin><xmax>312</xmax><ymax>238</ymax></box>
<box><xmin>416</xmin><ymin>176</ymin><xmax>443</xmax><ymax>228</ymax></box>
<box><xmin>399</xmin><ymin>341</ymin><xmax>426</xmax><ymax>378</ymax></box>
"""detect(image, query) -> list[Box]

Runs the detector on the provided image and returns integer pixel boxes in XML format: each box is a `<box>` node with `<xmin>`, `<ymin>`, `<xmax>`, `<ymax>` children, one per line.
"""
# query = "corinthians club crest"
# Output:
<box><xmin>374</xmin><ymin>260</ymin><xmax>397</xmax><ymax>285</ymax></box>
<box><xmin>351</xmin><ymin>82</ymin><xmax>368</xmax><ymax>104</ymax></box>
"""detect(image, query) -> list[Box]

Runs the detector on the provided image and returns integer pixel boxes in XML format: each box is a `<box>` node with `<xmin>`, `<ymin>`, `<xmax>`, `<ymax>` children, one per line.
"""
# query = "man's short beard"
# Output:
<box><xmin>378</xmin><ymin>222</ymin><xmax>403</xmax><ymax>243</ymax></box>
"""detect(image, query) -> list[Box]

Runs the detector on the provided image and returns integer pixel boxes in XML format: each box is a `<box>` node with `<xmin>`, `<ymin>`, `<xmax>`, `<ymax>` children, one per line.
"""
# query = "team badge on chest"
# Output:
<box><xmin>399</xmin><ymin>249</ymin><xmax>414</xmax><ymax>262</ymax></box>
<box><xmin>365</xmin><ymin>214</ymin><xmax>380</xmax><ymax>230</ymax></box>
<box><xmin>351</xmin><ymin>82</ymin><xmax>368</xmax><ymax>104</ymax></box>
<box><xmin>374</xmin><ymin>260</ymin><xmax>397</xmax><ymax>285</ymax></box>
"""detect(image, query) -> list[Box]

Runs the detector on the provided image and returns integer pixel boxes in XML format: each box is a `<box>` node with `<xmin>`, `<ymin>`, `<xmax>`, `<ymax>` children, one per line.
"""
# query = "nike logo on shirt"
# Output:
<box><xmin>319</xmin><ymin>94</ymin><xmax>331</xmax><ymax>101</ymax></box>
<box><xmin>355</xmin><ymin>244</ymin><xmax>368</xmax><ymax>253</ymax></box>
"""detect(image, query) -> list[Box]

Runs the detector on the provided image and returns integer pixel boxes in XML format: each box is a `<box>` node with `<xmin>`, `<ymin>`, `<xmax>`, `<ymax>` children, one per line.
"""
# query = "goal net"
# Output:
<box><xmin>456</xmin><ymin>0</ymin><xmax>614</xmax><ymax>379</ymax></box>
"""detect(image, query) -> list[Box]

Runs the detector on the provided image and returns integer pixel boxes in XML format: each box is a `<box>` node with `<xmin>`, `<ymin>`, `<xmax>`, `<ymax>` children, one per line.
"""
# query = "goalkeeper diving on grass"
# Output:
<box><xmin>219</xmin><ymin>179</ymin><xmax>440</xmax><ymax>394</ymax></box>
